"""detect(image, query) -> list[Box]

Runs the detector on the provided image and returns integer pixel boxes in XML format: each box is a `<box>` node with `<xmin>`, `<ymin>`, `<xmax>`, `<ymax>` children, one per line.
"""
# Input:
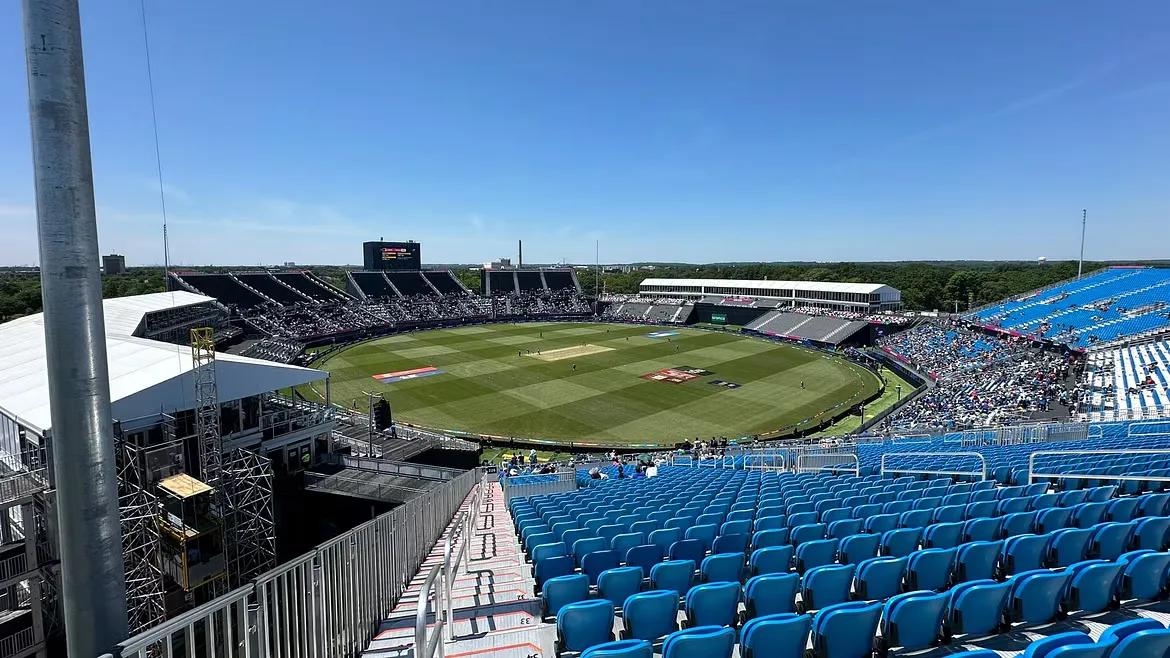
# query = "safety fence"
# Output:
<box><xmin>501</xmin><ymin>470</ymin><xmax>576</xmax><ymax>505</ymax></box>
<box><xmin>106</xmin><ymin>467</ymin><xmax>482</xmax><ymax>658</ymax></box>
<box><xmin>879</xmin><ymin>451</ymin><xmax>988</xmax><ymax>481</ymax></box>
<box><xmin>1028</xmin><ymin>449</ymin><xmax>1170</xmax><ymax>486</ymax></box>
<box><xmin>795</xmin><ymin>452</ymin><xmax>860</xmax><ymax>475</ymax></box>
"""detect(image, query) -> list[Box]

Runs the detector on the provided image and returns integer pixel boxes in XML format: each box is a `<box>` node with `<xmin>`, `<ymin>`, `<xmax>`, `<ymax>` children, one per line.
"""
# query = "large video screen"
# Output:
<box><xmin>362</xmin><ymin>241</ymin><xmax>421</xmax><ymax>270</ymax></box>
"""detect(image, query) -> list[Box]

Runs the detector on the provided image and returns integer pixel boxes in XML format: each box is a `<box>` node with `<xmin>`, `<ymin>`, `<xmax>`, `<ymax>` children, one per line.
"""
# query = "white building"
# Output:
<box><xmin>638</xmin><ymin>278</ymin><xmax>902</xmax><ymax>312</ymax></box>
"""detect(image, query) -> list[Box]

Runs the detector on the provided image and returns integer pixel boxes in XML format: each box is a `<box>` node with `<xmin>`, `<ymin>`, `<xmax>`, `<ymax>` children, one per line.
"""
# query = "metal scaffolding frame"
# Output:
<box><xmin>190</xmin><ymin>328</ymin><xmax>224</xmax><ymax>491</ymax></box>
<box><xmin>114</xmin><ymin>437</ymin><xmax>166</xmax><ymax>635</ymax></box>
<box><xmin>222</xmin><ymin>449</ymin><xmax>276</xmax><ymax>586</ymax></box>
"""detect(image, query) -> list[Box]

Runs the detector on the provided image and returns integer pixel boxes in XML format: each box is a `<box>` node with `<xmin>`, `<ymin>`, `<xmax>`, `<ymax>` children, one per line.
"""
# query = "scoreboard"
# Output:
<box><xmin>362</xmin><ymin>241</ymin><xmax>421</xmax><ymax>271</ymax></box>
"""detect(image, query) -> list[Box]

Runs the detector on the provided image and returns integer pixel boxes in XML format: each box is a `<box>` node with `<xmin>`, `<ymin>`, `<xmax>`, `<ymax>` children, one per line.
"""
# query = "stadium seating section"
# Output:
<box><xmin>500</xmin><ymin>420</ymin><xmax>1170</xmax><ymax>657</ymax></box>
<box><xmin>746</xmin><ymin>311</ymin><xmax>869</xmax><ymax>345</ymax></box>
<box><xmin>968</xmin><ymin>267</ymin><xmax>1170</xmax><ymax>349</ymax></box>
<box><xmin>1082</xmin><ymin>339</ymin><xmax>1170</xmax><ymax>420</ymax></box>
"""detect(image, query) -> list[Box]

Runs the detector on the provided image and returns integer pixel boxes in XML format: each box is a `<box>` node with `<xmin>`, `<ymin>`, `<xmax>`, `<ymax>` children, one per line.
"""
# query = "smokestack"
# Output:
<box><xmin>519</xmin><ymin>239</ymin><xmax>523</xmax><ymax>268</ymax></box>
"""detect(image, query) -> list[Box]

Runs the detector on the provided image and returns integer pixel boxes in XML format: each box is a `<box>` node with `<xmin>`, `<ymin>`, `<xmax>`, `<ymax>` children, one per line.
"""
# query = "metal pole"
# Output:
<box><xmin>21</xmin><ymin>1</ymin><xmax>129</xmax><ymax>655</ymax></box>
<box><xmin>1078</xmin><ymin>209</ymin><xmax>1086</xmax><ymax>279</ymax></box>
<box><xmin>366</xmin><ymin>390</ymin><xmax>376</xmax><ymax>455</ymax></box>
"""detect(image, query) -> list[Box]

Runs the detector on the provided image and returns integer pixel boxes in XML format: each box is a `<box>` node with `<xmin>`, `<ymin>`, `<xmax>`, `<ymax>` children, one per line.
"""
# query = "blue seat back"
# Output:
<box><xmin>881</xmin><ymin>590</ymin><xmax>949</xmax><ymax>650</ymax></box>
<box><xmin>684</xmin><ymin>581</ymin><xmax>741</xmax><ymax>628</ymax></box>
<box><xmin>650</xmin><ymin>559</ymin><xmax>695</xmax><ymax>598</ymax></box>
<box><xmin>558</xmin><ymin>599</ymin><xmax>615</xmax><ymax>652</ymax></box>
<box><xmin>744</xmin><ymin>573</ymin><xmax>799</xmax><ymax>619</ymax></box>
<box><xmin>740</xmin><ymin>613</ymin><xmax>812</xmax><ymax>658</ymax></box>
<box><xmin>622</xmin><ymin>590</ymin><xmax>679</xmax><ymax>641</ymax></box>
<box><xmin>811</xmin><ymin>601</ymin><xmax>883</xmax><ymax>658</ymax></box>
<box><xmin>543</xmin><ymin>573</ymin><xmax>590</xmax><ymax>618</ymax></box>
<box><xmin>661</xmin><ymin>626</ymin><xmax>736</xmax><ymax>658</ymax></box>
<box><xmin>598</xmin><ymin>566</ymin><xmax>644</xmax><ymax>609</ymax></box>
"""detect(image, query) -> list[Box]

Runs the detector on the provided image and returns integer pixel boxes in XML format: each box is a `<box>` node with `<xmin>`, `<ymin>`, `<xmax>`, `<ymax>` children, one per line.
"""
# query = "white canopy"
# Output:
<box><xmin>0</xmin><ymin>291</ymin><xmax>325</xmax><ymax>435</ymax></box>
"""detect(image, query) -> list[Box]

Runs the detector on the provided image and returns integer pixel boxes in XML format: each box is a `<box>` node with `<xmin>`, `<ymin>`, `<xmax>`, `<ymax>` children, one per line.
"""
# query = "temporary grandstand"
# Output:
<box><xmin>967</xmin><ymin>266</ymin><xmax>1170</xmax><ymax>350</ymax></box>
<box><xmin>640</xmin><ymin>278</ymin><xmax>903</xmax><ymax>313</ymax></box>
<box><xmin>481</xmin><ymin>267</ymin><xmax>583</xmax><ymax>296</ymax></box>
<box><xmin>746</xmin><ymin>311</ymin><xmax>870</xmax><ymax>346</ymax></box>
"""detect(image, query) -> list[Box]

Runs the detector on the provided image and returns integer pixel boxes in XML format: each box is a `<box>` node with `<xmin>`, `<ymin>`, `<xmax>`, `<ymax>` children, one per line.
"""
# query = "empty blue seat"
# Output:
<box><xmin>1106</xmin><ymin>498</ymin><xmax>1141</xmax><ymax>523</ymax></box>
<box><xmin>1021</xmin><ymin>631</ymin><xmax>1100</xmax><ymax>658</ymax></box>
<box><xmin>668</xmin><ymin>539</ymin><xmax>706</xmax><ymax>565</ymax></box>
<box><xmin>1140</xmin><ymin>493</ymin><xmax>1170</xmax><ymax>516</ymax></box>
<box><xmin>1010</xmin><ymin>569</ymin><xmax>1073</xmax><ymax>623</ymax></box>
<box><xmin>685</xmin><ymin>524</ymin><xmax>718</xmax><ymax>553</ymax></box>
<box><xmin>795</xmin><ymin>538</ymin><xmax>839</xmax><ymax>573</ymax></box>
<box><xmin>574</xmin><ymin>537</ymin><xmax>609</xmax><ymax>565</ymax></box>
<box><xmin>661</xmin><ymin>626</ymin><xmax>735</xmax><ymax>658</ymax></box>
<box><xmin>721</xmin><ymin>519</ymin><xmax>751</xmax><ymax>536</ymax></box>
<box><xmin>751</xmin><ymin>528</ymin><xmax>789</xmax><ymax>550</ymax></box>
<box><xmin>581</xmin><ymin>639</ymin><xmax>653</xmax><ymax>658</ymax></box>
<box><xmin>650</xmin><ymin>559</ymin><xmax>695</xmax><ymax>598</ymax></box>
<box><xmin>1096</xmin><ymin>619</ymin><xmax>1165</xmax><ymax>657</ymax></box>
<box><xmin>712</xmin><ymin>533</ymin><xmax>749</xmax><ymax>554</ymax></box>
<box><xmin>865</xmin><ymin>513</ymin><xmax>899</xmax><ymax>535</ymax></box>
<box><xmin>558</xmin><ymin>599</ymin><xmax>615</xmax><ymax>653</ymax></box>
<box><xmin>744</xmin><ymin>572</ymin><xmax>799</xmax><ymax>619</ymax></box>
<box><xmin>612</xmin><ymin>532</ymin><xmax>646</xmax><ymax>559</ymax></box>
<box><xmin>740</xmin><ymin>613</ymin><xmax>812</xmax><ymax>658</ymax></box>
<box><xmin>533</xmin><ymin>541</ymin><xmax>567</xmax><ymax>562</ymax></box>
<box><xmin>1037</xmin><ymin>507</ymin><xmax>1074</xmax><ymax>534</ymax></box>
<box><xmin>754</xmin><ymin>515</ymin><xmax>786</xmax><ymax>532</ymax></box>
<box><xmin>946</xmin><ymin>579</ymin><xmax>1010</xmax><ymax>637</ymax></box>
<box><xmin>899</xmin><ymin>509</ymin><xmax>933</xmax><ymax>529</ymax></box>
<box><xmin>800</xmin><ymin>564</ymin><xmax>854</xmax><ymax>611</ymax></box>
<box><xmin>749</xmin><ymin>545</ymin><xmax>794</xmax><ymax>576</ymax></box>
<box><xmin>1047</xmin><ymin>527</ymin><xmax>1093</xmax><ymax>567</ymax></box>
<box><xmin>788</xmin><ymin>511</ymin><xmax>817</xmax><ymax>527</ymax></box>
<box><xmin>583</xmin><ymin>550</ymin><xmax>621</xmax><ymax>585</ymax></box>
<box><xmin>964</xmin><ymin>517</ymin><xmax>1002</xmax><ymax>543</ymax></box>
<box><xmin>598</xmin><ymin>566</ymin><xmax>644</xmax><ymax>609</ymax></box>
<box><xmin>839</xmin><ymin>533</ymin><xmax>881</xmax><ymax>564</ymax></box>
<box><xmin>879</xmin><ymin>590</ymin><xmax>949</xmax><ymax>652</ymax></box>
<box><xmin>855</xmin><ymin>556</ymin><xmax>907</xmax><ymax>600</ymax></box>
<box><xmin>1073</xmin><ymin>502</ymin><xmax>1110</xmax><ymax>528</ymax></box>
<box><xmin>536</xmin><ymin>555</ymin><xmax>576</xmax><ymax>591</ymax></box>
<box><xmin>1002</xmin><ymin>511</ymin><xmax>1038</xmax><ymax>538</ymax></box>
<box><xmin>631</xmin><ymin>520</ymin><xmax>660</xmax><ymax>537</ymax></box>
<box><xmin>1135</xmin><ymin>516</ymin><xmax>1170</xmax><ymax>550</ymax></box>
<box><xmin>827</xmin><ymin>519</ymin><xmax>862</xmax><ymax>539</ymax></box>
<box><xmin>700</xmin><ymin>552</ymin><xmax>744</xmax><ymax>584</ymax></box>
<box><xmin>1119</xmin><ymin>550</ymin><xmax>1170</xmax><ymax>600</ymax></box>
<box><xmin>684</xmin><ymin>581</ymin><xmax>740</xmax><ymax>628</ymax></box>
<box><xmin>648</xmin><ymin>528</ymin><xmax>682</xmax><ymax>554</ymax></box>
<box><xmin>923</xmin><ymin>522</ymin><xmax>965</xmax><ymax>549</ymax></box>
<box><xmin>1003</xmin><ymin>534</ymin><xmax>1049</xmax><ymax>575</ymax></box>
<box><xmin>791</xmin><ymin>523</ymin><xmax>827</xmax><ymax>546</ymax></box>
<box><xmin>526</xmin><ymin>531</ymin><xmax>557</xmax><ymax>553</ymax></box>
<box><xmin>956</xmin><ymin>540</ymin><xmax>1002</xmax><ymax>582</ymax></box>
<box><xmin>810</xmin><ymin>600</ymin><xmax>882</xmax><ymax>658</ymax></box>
<box><xmin>624</xmin><ymin>543</ymin><xmax>663</xmax><ymax>575</ymax></box>
<box><xmin>906</xmin><ymin>547</ymin><xmax>956</xmax><ymax>592</ymax></box>
<box><xmin>563</xmin><ymin>528</ymin><xmax>594</xmax><ymax>553</ymax></box>
<box><xmin>1089</xmin><ymin>521</ymin><xmax>1135</xmax><ymax>560</ymax></box>
<box><xmin>622</xmin><ymin>590</ymin><xmax>679</xmax><ymax>642</ymax></box>
<box><xmin>881</xmin><ymin>527</ymin><xmax>922</xmax><ymax>557</ymax></box>
<box><xmin>1112</xmin><ymin>628</ymin><xmax>1170</xmax><ymax>658</ymax></box>
<box><xmin>1065</xmin><ymin>559</ymin><xmax>1123</xmax><ymax>613</ymax></box>
<box><xmin>543</xmin><ymin>573</ymin><xmax>590</xmax><ymax>618</ymax></box>
<box><xmin>997</xmin><ymin>497</ymin><xmax>1030</xmax><ymax>516</ymax></box>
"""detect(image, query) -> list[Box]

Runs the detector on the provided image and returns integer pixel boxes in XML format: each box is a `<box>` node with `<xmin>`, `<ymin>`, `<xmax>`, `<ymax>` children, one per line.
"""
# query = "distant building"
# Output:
<box><xmin>483</xmin><ymin>258</ymin><xmax>513</xmax><ymax>270</ymax></box>
<box><xmin>283</xmin><ymin>261</ymin><xmax>296</xmax><ymax>267</ymax></box>
<box><xmin>639</xmin><ymin>277</ymin><xmax>903</xmax><ymax>312</ymax></box>
<box><xmin>102</xmin><ymin>253</ymin><xmax>126</xmax><ymax>275</ymax></box>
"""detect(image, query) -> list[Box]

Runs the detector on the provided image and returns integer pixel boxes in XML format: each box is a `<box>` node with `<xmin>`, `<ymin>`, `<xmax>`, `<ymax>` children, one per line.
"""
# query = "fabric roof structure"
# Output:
<box><xmin>0</xmin><ymin>291</ymin><xmax>326</xmax><ymax>435</ymax></box>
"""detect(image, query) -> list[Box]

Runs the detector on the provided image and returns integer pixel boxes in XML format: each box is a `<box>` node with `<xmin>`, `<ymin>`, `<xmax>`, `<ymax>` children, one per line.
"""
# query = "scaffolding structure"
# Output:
<box><xmin>191</xmin><ymin>328</ymin><xmax>224</xmax><ymax>491</ymax></box>
<box><xmin>222</xmin><ymin>448</ymin><xmax>277</xmax><ymax>585</ymax></box>
<box><xmin>114</xmin><ymin>437</ymin><xmax>166</xmax><ymax>635</ymax></box>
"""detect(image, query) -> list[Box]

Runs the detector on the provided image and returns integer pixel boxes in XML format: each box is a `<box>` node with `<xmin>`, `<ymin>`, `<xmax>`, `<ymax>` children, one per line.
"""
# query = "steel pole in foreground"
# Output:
<box><xmin>21</xmin><ymin>1</ymin><xmax>129</xmax><ymax>655</ymax></box>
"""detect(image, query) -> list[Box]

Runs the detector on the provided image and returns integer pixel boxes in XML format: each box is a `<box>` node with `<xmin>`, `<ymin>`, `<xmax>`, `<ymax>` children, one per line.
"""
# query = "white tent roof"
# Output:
<box><xmin>639</xmin><ymin>278</ymin><xmax>896</xmax><ymax>295</ymax></box>
<box><xmin>0</xmin><ymin>292</ymin><xmax>326</xmax><ymax>435</ymax></box>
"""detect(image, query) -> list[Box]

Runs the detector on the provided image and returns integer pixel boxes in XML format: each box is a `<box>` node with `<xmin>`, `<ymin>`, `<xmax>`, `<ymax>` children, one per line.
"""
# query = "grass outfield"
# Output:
<box><xmin>311</xmin><ymin>322</ymin><xmax>882</xmax><ymax>446</ymax></box>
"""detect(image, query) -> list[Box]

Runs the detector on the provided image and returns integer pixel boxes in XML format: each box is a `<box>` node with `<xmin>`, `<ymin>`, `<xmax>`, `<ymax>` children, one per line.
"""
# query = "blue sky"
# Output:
<box><xmin>0</xmin><ymin>1</ymin><xmax>1167</xmax><ymax>266</ymax></box>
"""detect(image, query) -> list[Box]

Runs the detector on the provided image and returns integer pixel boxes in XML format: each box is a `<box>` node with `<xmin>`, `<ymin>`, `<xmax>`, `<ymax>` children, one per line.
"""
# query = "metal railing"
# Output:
<box><xmin>880</xmin><ymin>451</ymin><xmax>988</xmax><ymax>481</ymax></box>
<box><xmin>109</xmin><ymin>467</ymin><xmax>482</xmax><ymax>658</ymax></box>
<box><xmin>1028</xmin><ymin>449</ymin><xmax>1170</xmax><ymax>485</ymax></box>
<box><xmin>795</xmin><ymin>452</ymin><xmax>859</xmax><ymax>475</ymax></box>
<box><xmin>0</xmin><ymin>627</ymin><xmax>37</xmax><ymax>658</ymax></box>
<box><xmin>340</xmin><ymin>455</ymin><xmax>463</xmax><ymax>480</ymax></box>
<box><xmin>501</xmin><ymin>471</ymin><xmax>575</xmax><ymax>505</ymax></box>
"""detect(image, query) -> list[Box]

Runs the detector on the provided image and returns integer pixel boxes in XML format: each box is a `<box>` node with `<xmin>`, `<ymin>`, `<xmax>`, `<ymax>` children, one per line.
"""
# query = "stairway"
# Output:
<box><xmin>364</xmin><ymin>481</ymin><xmax>556</xmax><ymax>658</ymax></box>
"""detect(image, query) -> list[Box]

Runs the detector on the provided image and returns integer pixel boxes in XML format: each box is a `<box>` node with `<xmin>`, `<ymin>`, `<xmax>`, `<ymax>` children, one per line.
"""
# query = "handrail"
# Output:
<box><xmin>880</xmin><ymin>451</ymin><xmax>987</xmax><ymax>481</ymax></box>
<box><xmin>1029</xmin><ymin>449</ymin><xmax>1170</xmax><ymax>484</ymax></box>
<box><xmin>795</xmin><ymin>452</ymin><xmax>859</xmax><ymax>475</ymax></box>
<box><xmin>415</xmin><ymin>563</ymin><xmax>447</xmax><ymax>658</ymax></box>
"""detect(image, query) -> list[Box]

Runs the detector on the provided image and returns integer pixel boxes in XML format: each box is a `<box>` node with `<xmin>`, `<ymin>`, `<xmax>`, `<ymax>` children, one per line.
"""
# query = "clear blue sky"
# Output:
<box><xmin>1</xmin><ymin>1</ymin><xmax>1167</xmax><ymax>266</ymax></box>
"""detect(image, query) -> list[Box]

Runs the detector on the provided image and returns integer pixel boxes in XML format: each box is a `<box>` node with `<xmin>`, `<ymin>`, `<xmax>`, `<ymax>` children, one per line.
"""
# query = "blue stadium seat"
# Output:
<box><xmin>1112</xmin><ymin>629</ymin><xmax>1170</xmax><ymax>658</ymax></box>
<box><xmin>1106</xmin><ymin>498</ymin><xmax>1141</xmax><ymax>523</ymax></box>
<box><xmin>791</xmin><ymin>523</ymin><xmax>828</xmax><ymax>546</ymax></box>
<box><xmin>650</xmin><ymin>560</ymin><xmax>695</xmax><ymax>599</ymax></box>
<box><xmin>748</xmin><ymin>545</ymin><xmax>792</xmax><ymax>576</ymax></box>
<box><xmin>574</xmin><ymin>537</ymin><xmax>609</xmax><ymax>565</ymax></box>
<box><xmin>752</xmin><ymin>528</ymin><xmax>789</xmax><ymax>550</ymax></box>
<box><xmin>827</xmin><ymin>519</ymin><xmax>862</xmax><ymax>539</ymax></box>
<box><xmin>1022</xmin><ymin>632</ymin><xmax>1097</xmax><ymax>658</ymax></box>
<box><xmin>1009</xmin><ymin>569</ymin><xmax>1073</xmax><ymax>623</ymax></box>
<box><xmin>685</xmin><ymin>524</ymin><xmax>718</xmax><ymax>553</ymax></box>
<box><xmin>743</xmin><ymin>572</ymin><xmax>799</xmax><ymax>619</ymax></box>
<box><xmin>881</xmin><ymin>527</ymin><xmax>922</xmax><ymax>557</ymax></box>
<box><xmin>598</xmin><ymin>566</ymin><xmax>644</xmax><ymax>609</ymax></box>
<box><xmin>712</xmin><ymin>533</ymin><xmax>749</xmax><ymax>554</ymax></box>
<box><xmin>754</xmin><ymin>516</ymin><xmax>786</xmax><ymax>532</ymax></box>
<box><xmin>625</xmin><ymin>544</ymin><xmax>663</xmax><ymax>575</ymax></box>
<box><xmin>795</xmin><ymin>538</ymin><xmax>839</xmax><ymax>573</ymax></box>
<box><xmin>581</xmin><ymin>639</ymin><xmax>653</xmax><ymax>658</ymax></box>
<box><xmin>1089</xmin><ymin>521</ymin><xmax>1136</xmax><ymax>560</ymax></box>
<box><xmin>700</xmin><ymin>553</ymin><xmax>744</xmax><ymax>584</ymax></box>
<box><xmin>1073</xmin><ymin>502</ymin><xmax>1110</xmax><ymax>528</ymax></box>
<box><xmin>583</xmin><ymin>550</ymin><xmax>621</xmax><ymax>585</ymax></box>
<box><xmin>923</xmin><ymin>522</ymin><xmax>965</xmax><ymax>549</ymax></box>
<box><xmin>963</xmin><ymin>517</ymin><xmax>1002</xmax><ymax>543</ymax></box>
<box><xmin>810</xmin><ymin>601</ymin><xmax>882</xmax><ymax>658</ymax></box>
<box><xmin>557</xmin><ymin>599</ymin><xmax>615</xmax><ymax>654</ymax></box>
<box><xmin>1047</xmin><ymin>528</ymin><xmax>1093</xmax><ymax>567</ymax></box>
<box><xmin>1119</xmin><ymin>550</ymin><xmax>1170</xmax><ymax>600</ymax></box>
<box><xmin>800</xmin><ymin>564</ymin><xmax>854</xmax><ymax>611</ymax></box>
<box><xmin>906</xmin><ymin>547</ymin><xmax>956</xmax><ymax>591</ymax></box>
<box><xmin>855</xmin><ymin>556</ymin><xmax>907</xmax><ymax>600</ymax></box>
<box><xmin>879</xmin><ymin>590</ymin><xmax>949</xmax><ymax>652</ymax></box>
<box><xmin>865</xmin><ymin>513</ymin><xmax>899</xmax><ymax>535</ymax></box>
<box><xmin>684</xmin><ymin>582</ymin><xmax>740</xmax><ymax>628</ymax></box>
<box><xmin>621</xmin><ymin>590</ymin><xmax>679</xmax><ymax>642</ymax></box>
<box><xmin>1002</xmin><ymin>511</ymin><xmax>1038</xmax><ymax>537</ymax></box>
<box><xmin>946</xmin><ymin>579</ymin><xmax>1011</xmax><ymax>638</ymax></box>
<box><xmin>1135</xmin><ymin>517</ymin><xmax>1170</xmax><ymax>550</ymax></box>
<box><xmin>532</xmin><ymin>541</ymin><xmax>567</xmax><ymax>562</ymax></box>
<box><xmin>543</xmin><ymin>573</ymin><xmax>590</xmax><ymax>618</ymax></box>
<box><xmin>839</xmin><ymin>533</ymin><xmax>881</xmax><ymax>564</ymax></box>
<box><xmin>535</xmin><ymin>555</ymin><xmax>576</xmax><ymax>592</ymax></box>
<box><xmin>1003</xmin><ymin>534</ymin><xmax>1050</xmax><ymax>575</ymax></box>
<box><xmin>612</xmin><ymin>532</ymin><xmax>645</xmax><ymax>559</ymax></box>
<box><xmin>740</xmin><ymin>613</ymin><xmax>812</xmax><ymax>658</ymax></box>
<box><xmin>668</xmin><ymin>539</ymin><xmax>706</xmax><ymax>565</ymax></box>
<box><xmin>661</xmin><ymin>626</ymin><xmax>735</xmax><ymax>658</ymax></box>
<box><xmin>648</xmin><ymin>528</ymin><xmax>682</xmax><ymax>555</ymax></box>
<box><xmin>1064</xmin><ymin>559</ymin><xmax>1123</xmax><ymax>613</ymax></box>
